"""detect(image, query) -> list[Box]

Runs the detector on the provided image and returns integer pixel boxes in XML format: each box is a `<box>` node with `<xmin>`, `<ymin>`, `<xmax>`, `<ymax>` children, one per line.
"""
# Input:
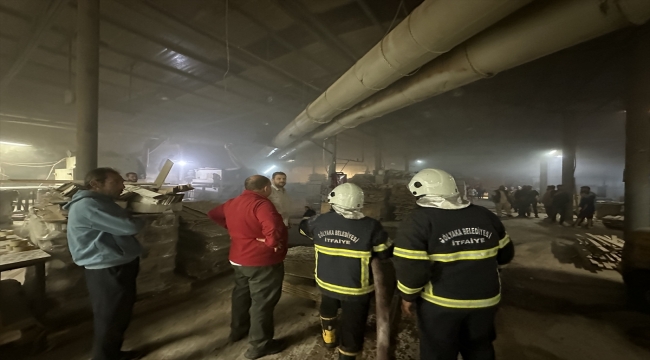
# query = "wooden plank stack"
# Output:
<box><xmin>602</xmin><ymin>215</ymin><xmax>624</xmax><ymax>230</ymax></box>
<box><xmin>574</xmin><ymin>233</ymin><xmax>624</xmax><ymax>271</ymax></box>
<box><xmin>389</xmin><ymin>184</ymin><xmax>416</xmax><ymax>221</ymax></box>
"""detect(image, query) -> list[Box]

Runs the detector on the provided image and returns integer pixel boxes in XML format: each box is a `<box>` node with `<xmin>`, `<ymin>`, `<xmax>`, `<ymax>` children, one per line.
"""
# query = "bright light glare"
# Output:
<box><xmin>416</xmin><ymin>160</ymin><xmax>424</xmax><ymax>164</ymax></box>
<box><xmin>548</xmin><ymin>150</ymin><xmax>557</xmax><ymax>155</ymax></box>
<box><xmin>556</xmin><ymin>155</ymin><xmax>563</xmax><ymax>158</ymax></box>
<box><xmin>177</xmin><ymin>161</ymin><xmax>187</xmax><ymax>166</ymax></box>
<box><xmin>263</xmin><ymin>165</ymin><xmax>276</xmax><ymax>174</ymax></box>
<box><xmin>287</xmin><ymin>159</ymin><xmax>295</xmax><ymax>162</ymax></box>
<box><xmin>0</xmin><ymin>140</ymin><xmax>31</xmax><ymax>147</ymax></box>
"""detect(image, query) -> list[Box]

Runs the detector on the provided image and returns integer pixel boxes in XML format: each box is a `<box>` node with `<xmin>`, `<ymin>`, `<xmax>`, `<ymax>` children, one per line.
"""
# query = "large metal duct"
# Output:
<box><xmin>271</xmin><ymin>0</ymin><xmax>533</xmax><ymax>149</ymax></box>
<box><xmin>276</xmin><ymin>0</ymin><xmax>650</xmax><ymax>159</ymax></box>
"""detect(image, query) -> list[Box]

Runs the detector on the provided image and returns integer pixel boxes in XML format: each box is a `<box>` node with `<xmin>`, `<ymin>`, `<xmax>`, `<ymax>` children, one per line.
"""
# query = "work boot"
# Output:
<box><xmin>321</xmin><ymin>316</ymin><xmax>339</xmax><ymax>349</ymax></box>
<box><xmin>244</xmin><ymin>339</ymin><xmax>286</xmax><ymax>359</ymax></box>
<box><xmin>338</xmin><ymin>349</ymin><xmax>359</xmax><ymax>360</ymax></box>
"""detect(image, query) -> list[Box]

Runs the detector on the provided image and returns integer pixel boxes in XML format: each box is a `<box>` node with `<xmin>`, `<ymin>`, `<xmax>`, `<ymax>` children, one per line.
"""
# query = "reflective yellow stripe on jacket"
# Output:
<box><xmin>314</xmin><ymin>245</ymin><xmax>375</xmax><ymax>296</ymax></box>
<box><xmin>422</xmin><ymin>283</ymin><xmax>500</xmax><ymax>308</ymax></box>
<box><xmin>373</xmin><ymin>238</ymin><xmax>394</xmax><ymax>252</ymax></box>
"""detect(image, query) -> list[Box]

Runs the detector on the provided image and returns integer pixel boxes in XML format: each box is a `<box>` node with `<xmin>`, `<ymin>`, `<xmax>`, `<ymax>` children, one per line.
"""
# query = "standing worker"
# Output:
<box><xmin>208</xmin><ymin>175</ymin><xmax>288</xmax><ymax>359</ymax></box>
<box><xmin>492</xmin><ymin>186</ymin><xmax>512</xmax><ymax>218</ymax></box>
<box><xmin>65</xmin><ymin>168</ymin><xmax>145</xmax><ymax>360</ymax></box>
<box><xmin>299</xmin><ymin>183</ymin><xmax>393</xmax><ymax>360</ymax></box>
<box><xmin>268</xmin><ymin>171</ymin><xmax>292</xmax><ymax>227</ymax></box>
<box><xmin>573</xmin><ymin>186</ymin><xmax>597</xmax><ymax>228</ymax></box>
<box><xmin>393</xmin><ymin>169</ymin><xmax>515</xmax><ymax>360</ymax></box>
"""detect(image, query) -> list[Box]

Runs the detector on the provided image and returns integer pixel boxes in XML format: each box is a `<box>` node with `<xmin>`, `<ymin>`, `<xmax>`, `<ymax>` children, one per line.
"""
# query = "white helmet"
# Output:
<box><xmin>408</xmin><ymin>169</ymin><xmax>459</xmax><ymax>198</ymax></box>
<box><xmin>328</xmin><ymin>183</ymin><xmax>364</xmax><ymax>209</ymax></box>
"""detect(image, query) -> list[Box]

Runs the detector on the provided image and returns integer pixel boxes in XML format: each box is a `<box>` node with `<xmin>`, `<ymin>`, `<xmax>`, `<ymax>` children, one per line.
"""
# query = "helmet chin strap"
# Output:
<box><xmin>332</xmin><ymin>204</ymin><xmax>366</xmax><ymax>219</ymax></box>
<box><xmin>416</xmin><ymin>194</ymin><xmax>470</xmax><ymax>210</ymax></box>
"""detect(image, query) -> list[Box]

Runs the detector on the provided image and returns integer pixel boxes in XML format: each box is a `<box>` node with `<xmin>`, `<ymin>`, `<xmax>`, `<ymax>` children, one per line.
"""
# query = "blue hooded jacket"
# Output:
<box><xmin>63</xmin><ymin>190</ymin><xmax>144</xmax><ymax>269</ymax></box>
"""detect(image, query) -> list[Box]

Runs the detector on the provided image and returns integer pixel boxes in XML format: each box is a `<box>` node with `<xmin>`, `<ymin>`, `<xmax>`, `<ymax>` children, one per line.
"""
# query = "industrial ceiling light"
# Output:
<box><xmin>548</xmin><ymin>150</ymin><xmax>557</xmax><ymax>155</ymax></box>
<box><xmin>263</xmin><ymin>165</ymin><xmax>276</xmax><ymax>174</ymax></box>
<box><xmin>177</xmin><ymin>160</ymin><xmax>187</xmax><ymax>166</ymax></box>
<box><xmin>416</xmin><ymin>160</ymin><xmax>424</xmax><ymax>164</ymax></box>
<box><xmin>0</xmin><ymin>140</ymin><xmax>31</xmax><ymax>147</ymax></box>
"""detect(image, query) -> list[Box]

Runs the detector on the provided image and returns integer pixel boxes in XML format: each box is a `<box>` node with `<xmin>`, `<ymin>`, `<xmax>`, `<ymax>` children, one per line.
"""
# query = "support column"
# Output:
<box><xmin>374</xmin><ymin>133</ymin><xmax>383</xmax><ymax>174</ymax></box>
<box><xmin>75</xmin><ymin>0</ymin><xmax>100</xmax><ymax>180</ymax></box>
<box><xmin>540</xmin><ymin>159</ymin><xmax>548</xmax><ymax>193</ymax></box>
<box><xmin>327</xmin><ymin>136</ymin><xmax>337</xmax><ymax>189</ymax></box>
<box><xmin>561</xmin><ymin>113</ymin><xmax>578</xmax><ymax>223</ymax></box>
<box><xmin>404</xmin><ymin>154</ymin><xmax>410</xmax><ymax>172</ymax></box>
<box><xmin>622</xmin><ymin>26</ymin><xmax>650</xmax><ymax>310</ymax></box>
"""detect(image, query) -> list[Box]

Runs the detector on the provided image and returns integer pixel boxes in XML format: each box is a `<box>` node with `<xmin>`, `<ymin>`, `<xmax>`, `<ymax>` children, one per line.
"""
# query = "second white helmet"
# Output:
<box><xmin>328</xmin><ymin>183</ymin><xmax>364</xmax><ymax>209</ymax></box>
<box><xmin>408</xmin><ymin>169</ymin><xmax>459</xmax><ymax>198</ymax></box>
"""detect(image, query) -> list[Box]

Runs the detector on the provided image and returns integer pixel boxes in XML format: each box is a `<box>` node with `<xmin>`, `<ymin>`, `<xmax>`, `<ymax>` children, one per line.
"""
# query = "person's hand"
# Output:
<box><xmin>401</xmin><ymin>299</ymin><xmax>416</xmax><ymax>318</ymax></box>
<box><xmin>274</xmin><ymin>243</ymin><xmax>284</xmax><ymax>253</ymax></box>
<box><xmin>256</xmin><ymin>238</ymin><xmax>265</xmax><ymax>243</ymax></box>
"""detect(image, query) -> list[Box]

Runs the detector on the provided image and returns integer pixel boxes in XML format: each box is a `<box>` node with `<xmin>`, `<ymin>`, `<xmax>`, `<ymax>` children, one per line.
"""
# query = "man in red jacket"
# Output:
<box><xmin>208</xmin><ymin>175</ymin><xmax>288</xmax><ymax>359</ymax></box>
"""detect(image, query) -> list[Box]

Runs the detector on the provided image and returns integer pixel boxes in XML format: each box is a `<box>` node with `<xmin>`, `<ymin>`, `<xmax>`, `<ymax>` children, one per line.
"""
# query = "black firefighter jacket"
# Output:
<box><xmin>299</xmin><ymin>211</ymin><xmax>393</xmax><ymax>301</ymax></box>
<box><xmin>394</xmin><ymin>204</ymin><xmax>515</xmax><ymax>308</ymax></box>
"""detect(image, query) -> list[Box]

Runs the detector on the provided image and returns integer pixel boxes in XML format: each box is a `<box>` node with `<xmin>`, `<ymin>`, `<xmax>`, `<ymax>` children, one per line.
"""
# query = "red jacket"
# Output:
<box><xmin>208</xmin><ymin>190</ymin><xmax>288</xmax><ymax>266</ymax></box>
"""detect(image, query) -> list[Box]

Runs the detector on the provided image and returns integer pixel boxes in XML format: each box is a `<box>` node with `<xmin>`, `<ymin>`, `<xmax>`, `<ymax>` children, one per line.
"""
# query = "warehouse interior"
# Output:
<box><xmin>0</xmin><ymin>0</ymin><xmax>649</xmax><ymax>359</ymax></box>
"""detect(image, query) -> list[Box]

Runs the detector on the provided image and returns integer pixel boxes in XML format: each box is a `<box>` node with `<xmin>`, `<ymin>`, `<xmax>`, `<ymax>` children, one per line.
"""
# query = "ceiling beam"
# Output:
<box><xmin>0</xmin><ymin>0</ymin><xmax>66</xmax><ymax>92</ymax></box>
<box><xmin>354</xmin><ymin>0</ymin><xmax>387</xmax><ymax>34</ymax></box>
<box><xmin>272</xmin><ymin>0</ymin><xmax>358</xmax><ymax>64</ymax></box>
<box><xmin>96</xmin><ymin>8</ymin><xmax>315</xmax><ymax>104</ymax></box>
<box><xmin>227</xmin><ymin>1</ymin><xmax>338</xmax><ymax>74</ymax></box>
<box><xmin>116</xmin><ymin>0</ymin><xmax>322</xmax><ymax>93</ymax></box>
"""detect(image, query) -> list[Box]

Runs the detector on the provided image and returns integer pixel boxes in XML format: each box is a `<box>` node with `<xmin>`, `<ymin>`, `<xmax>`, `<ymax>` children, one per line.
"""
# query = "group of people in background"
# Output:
<box><xmin>492</xmin><ymin>184</ymin><xmax>597</xmax><ymax>227</ymax></box>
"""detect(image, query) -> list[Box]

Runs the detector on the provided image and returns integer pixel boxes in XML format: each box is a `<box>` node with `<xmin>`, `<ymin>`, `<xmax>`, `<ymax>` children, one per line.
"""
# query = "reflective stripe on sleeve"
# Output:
<box><xmin>499</xmin><ymin>234</ymin><xmax>511</xmax><ymax>248</ymax></box>
<box><xmin>314</xmin><ymin>245</ymin><xmax>371</xmax><ymax>258</ymax></box>
<box><xmin>397</xmin><ymin>281</ymin><xmax>423</xmax><ymax>295</ymax></box>
<box><xmin>422</xmin><ymin>283</ymin><xmax>500</xmax><ymax>308</ymax></box>
<box><xmin>299</xmin><ymin>228</ymin><xmax>313</xmax><ymax>240</ymax></box>
<box><xmin>373</xmin><ymin>238</ymin><xmax>394</xmax><ymax>252</ymax></box>
<box><xmin>316</xmin><ymin>277</ymin><xmax>375</xmax><ymax>296</ymax></box>
<box><xmin>394</xmin><ymin>247</ymin><xmax>429</xmax><ymax>260</ymax></box>
<box><xmin>429</xmin><ymin>246</ymin><xmax>499</xmax><ymax>262</ymax></box>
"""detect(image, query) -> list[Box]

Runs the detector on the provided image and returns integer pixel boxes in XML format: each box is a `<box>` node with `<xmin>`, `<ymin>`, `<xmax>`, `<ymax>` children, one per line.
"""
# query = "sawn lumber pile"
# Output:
<box><xmin>574</xmin><ymin>233</ymin><xmax>624</xmax><ymax>271</ymax></box>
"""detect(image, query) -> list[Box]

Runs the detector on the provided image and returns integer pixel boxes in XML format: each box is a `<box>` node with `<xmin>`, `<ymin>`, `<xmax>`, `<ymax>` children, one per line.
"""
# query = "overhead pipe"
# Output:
<box><xmin>271</xmin><ymin>0</ymin><xmax>533</xmax><ymax>148</ymax></box>
<box><xmin>276</xmin><ymin>0</ymin><xmax>650</xmax><ymax>158</ymax></box>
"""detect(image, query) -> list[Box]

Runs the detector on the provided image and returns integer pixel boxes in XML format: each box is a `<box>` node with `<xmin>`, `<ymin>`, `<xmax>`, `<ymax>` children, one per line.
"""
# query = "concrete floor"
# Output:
<box><xmin>13</xmin><ymin>200</ymin><xmax>650</xmax><ymax>359</ymax></box>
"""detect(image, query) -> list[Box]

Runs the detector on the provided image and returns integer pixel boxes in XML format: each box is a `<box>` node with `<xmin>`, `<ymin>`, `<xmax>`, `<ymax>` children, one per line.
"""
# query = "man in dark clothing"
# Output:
<box><xmin>299</xmin><ymin>183</ymin><xmax>393</xmax><ymax>360</ymax></box>
<box><xmin>302</xmin><ymin>205</ymin><xmax>317</xmax><ymax>218</ymax></box>
<box><xmin>526</xmin><ymin>186</ymin><xmax>540</xmax><ymax>218</ymax></box>
<box><xmin>541</xmin><ymin>185</ymin><xmax>556</xmax><ymax>219</ymax></box>
<box><xmin>573</xmin><ymin>186</ymin><xmax>597</xmax><ymax>228</ymax></box>
<box><xmin>514</xmin><ymin>186</ymin><xmax>531</xmax><ymax>218</ymax></box>
<box><xmin>551</xmin><ymin>185</ymin><xmax>572</xmax><ymax>225</ymax></box>
<box><xmin>208</xmin><ymin>175</ymin><xmax>288</xmax><ymax>359</ymax></box>
<box><xmin>394</xmin><ymin>169</ymin><xmax>514</xmax><ymax>360</ymax></box>
<box><xmin>65</xmin><ymin>168</ymin><xmax>145</xmax><ymax>360</ymax></box>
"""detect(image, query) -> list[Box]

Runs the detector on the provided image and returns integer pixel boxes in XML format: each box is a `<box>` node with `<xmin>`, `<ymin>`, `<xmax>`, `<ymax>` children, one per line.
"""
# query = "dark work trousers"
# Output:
<box><xmin>84</xmin><ymin>258</ymin><xmax>140</xmax><ymax>360</ymax></box>
<box><xmin>320</xmin><ymin>294</ymin><xmax>371</xmax><ymax>354</ymax></box>
<box><xmin>417</xmin><ymin>300</ymin><xmax>497</xmax><ymax>360</ymax></box>
<box><xmin>231</xmin><ymin>262</ymin><xmax>284</xmax><ymax>350</ymax></box>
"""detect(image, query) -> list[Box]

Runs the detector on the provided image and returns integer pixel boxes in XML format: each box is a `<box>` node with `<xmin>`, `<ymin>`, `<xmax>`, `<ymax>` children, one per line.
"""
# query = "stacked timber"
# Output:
<box><xmin>574</xmin><ymin>233</ymin><xmax>624</xmax><ymax>271</ymax></box>
<box><xmin>389</xmin><ymin>184</ymin><xmax>416</xmax><ymax>221</ymax></box>
<box><xmin>282</xmin><ymin>247</ymin><xmax>319</xmax><ymax>303</ymax></box>
<box><xmin>176</xmin><ymin>202</ymin><xmax>231</xmax><ymax>279</ymax></box>
<box><xmin>348</xmin><ymin>176</ymin><xmax>391</xmax><ymax>220</ymax></box>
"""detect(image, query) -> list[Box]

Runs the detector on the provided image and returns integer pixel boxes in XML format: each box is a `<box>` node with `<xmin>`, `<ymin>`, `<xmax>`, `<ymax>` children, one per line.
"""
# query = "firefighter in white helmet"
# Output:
<box><xmin>393</xmin><ymin>169</ymin><xmax>514</xmax><ymax>360</ymax></box>
<box><xmin>299</xmin><ymin>183</ymin><xmax>393</xmax><ymax>360</ymax></box>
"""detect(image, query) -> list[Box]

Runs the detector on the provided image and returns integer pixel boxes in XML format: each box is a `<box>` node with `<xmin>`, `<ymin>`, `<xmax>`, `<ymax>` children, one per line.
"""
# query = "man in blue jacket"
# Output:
<box><xmin>64</xmin><ymin>168</ymin><xmax>145</xmax><ymax>360</ymax></box>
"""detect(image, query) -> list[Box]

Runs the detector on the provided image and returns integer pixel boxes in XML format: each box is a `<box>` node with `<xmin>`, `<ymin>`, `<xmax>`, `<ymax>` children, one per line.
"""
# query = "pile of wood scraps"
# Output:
<box><xmin>574</xmin><ymin>233</ymin><xmax>624</xmax><ymax>271</ymax></box>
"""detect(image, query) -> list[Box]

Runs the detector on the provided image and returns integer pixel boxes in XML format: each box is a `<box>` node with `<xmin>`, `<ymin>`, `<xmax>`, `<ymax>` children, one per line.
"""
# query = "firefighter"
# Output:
<box><xmin>393</xmin><ymin>169</ymin><xmax>515</xmax><ymax>360</ymax></box>
<box><xmin>299</xmin><ymin>183</ymin><xmax>393</xmax><ymax>360</ymax></box>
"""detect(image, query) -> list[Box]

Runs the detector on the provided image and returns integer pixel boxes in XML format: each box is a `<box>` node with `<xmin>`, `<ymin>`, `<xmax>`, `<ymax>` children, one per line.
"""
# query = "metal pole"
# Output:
<box><xmin>75</xmin><ymin>0</ymin><xmax>100</xmax><ymax>180</ymax></box>
<box><xmin>404</xmin><ymin>154</ymin><xmax>410</xmax><ymax>172</ymax></box>
<box><xmin>561</xmin><ymin>113</ymin><xmax>577</xmax><ymax>223</ymax></box>
<box><xmin>622</xmin><ymin>26</ymin><xmax>650</xmax><ymax>280</ymax></box>
<box><xmin>540</xmin><ymin>159</ymin><xmax>548</xmax><ymax>193</ymax></box>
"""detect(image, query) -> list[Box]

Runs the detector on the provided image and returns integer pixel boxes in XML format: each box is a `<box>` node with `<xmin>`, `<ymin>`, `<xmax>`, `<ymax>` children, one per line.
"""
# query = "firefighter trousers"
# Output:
<box><xmin>320</xmin><ymin>294</ymin><xmax>371</xmax><ymax>354</ymax></box>
<box><xmin>417</xmin><ymin>300</ymin><xmax>497</xmax><ymax>360</ymax></box>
